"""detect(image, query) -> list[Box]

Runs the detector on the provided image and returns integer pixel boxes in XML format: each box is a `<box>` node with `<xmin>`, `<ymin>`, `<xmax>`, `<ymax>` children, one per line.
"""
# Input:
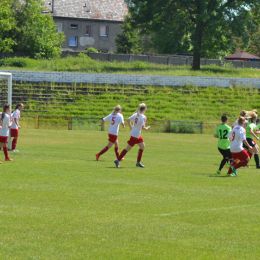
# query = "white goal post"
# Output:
<box><xmin>0</xmin><ymin>72</ymin><xmax>12</xmax><ymax>150</ymax></box>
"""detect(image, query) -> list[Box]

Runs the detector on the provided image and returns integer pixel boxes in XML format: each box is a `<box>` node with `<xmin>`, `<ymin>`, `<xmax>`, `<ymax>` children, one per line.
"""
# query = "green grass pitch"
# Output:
<box><xmin>1</xmin><ymin>130</ymin><xmax>260</xmax><ymax>259</ymax></box>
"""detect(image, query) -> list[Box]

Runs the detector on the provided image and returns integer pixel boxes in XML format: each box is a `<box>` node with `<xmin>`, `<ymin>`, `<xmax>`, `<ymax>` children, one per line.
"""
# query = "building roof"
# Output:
<box><xmin>225</xmin><ymin>51</ymin><xmax>260</xmax><ymax>60</ymax></box>
<box><xmin>43</xmin><ymin>0</ymin><xmax>127</xmax><ymax>21</ymax></box>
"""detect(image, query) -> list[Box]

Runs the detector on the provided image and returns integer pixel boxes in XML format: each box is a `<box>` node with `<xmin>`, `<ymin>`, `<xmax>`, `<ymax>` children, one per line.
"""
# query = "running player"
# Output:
<box><xmin>10</xmin><ymin>103</ymin><xmax>24</xmax><ymax>152</ymax></box>
<box><xmin>96</xmin><ymin>105</ymin><xmax>125</xmax><ymax>161</ymax></box>
<box><xmin>0</xmin><ymin>104</ymin><xmax>13</xmax><ymax>162</ymax></box>
<box><xmin>114</xmin><ymin>103</ymin><xmax>150</xmax><ymax>168</ymax></box>
<box><xmin>214</xmin><ymin>114</ymin><xmax>232</xmax><ymax>174</ymax></box>
<box><xmin>227</xmin><ymin>116</ymin><xmax>252</xmax><ymax>176</ymax></box>
<box><xmin>244</xmin><ymin>112</ymin><xmax>260</xmax><ymax>168</ymax></box>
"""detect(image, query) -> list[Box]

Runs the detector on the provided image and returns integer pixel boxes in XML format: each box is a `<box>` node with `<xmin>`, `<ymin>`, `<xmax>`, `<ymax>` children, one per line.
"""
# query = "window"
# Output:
<box><xmin>70</xmin><ymin>24</ymin><xmax>78</xmax><ymax>29</ymax></box>
<box><xmin>57</xmin><ymin>23</ymin><xmax>62</xmax><ymax>33</ymax></box>
<box><xmin>86</xmin><ymin>25</ymin><xmax>91</xmax><ymax>36</ymax></box>
<box><xmin>100</xmin><ymin>26</ymin><xmax>109</xmax><ymax>37</ymax></box>
<box><xmin>69</xmin><ymin>36</ymin><xmax>78</xmax><ymax>47</ymax></box>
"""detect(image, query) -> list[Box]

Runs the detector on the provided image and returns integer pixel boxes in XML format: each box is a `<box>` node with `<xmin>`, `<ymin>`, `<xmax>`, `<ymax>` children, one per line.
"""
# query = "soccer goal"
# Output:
<box><xmin>0</xmin><ymin>72</ymin><xmax>12</xmax><ymax>150</ymax></box>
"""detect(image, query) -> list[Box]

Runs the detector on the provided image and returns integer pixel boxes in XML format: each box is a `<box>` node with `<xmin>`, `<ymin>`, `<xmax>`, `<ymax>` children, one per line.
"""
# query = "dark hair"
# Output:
<box><xmin>1</xmin><ymin>104</ymin><xmax>10</xmax><ymax>120</ymax></box>
<box><xmin>240</xmin><ymin>110</ymin><xmax>247</xmax><ymax>117</ymax></box>
<box><xmin>15</xmin><ymin>103</ymin><xmax>23</xmax><ymax>110</ymax></box>
<box><xmin>221</xmin><ymin>114</ymin><xmax>228</xmax><ymax>122</ymax></box>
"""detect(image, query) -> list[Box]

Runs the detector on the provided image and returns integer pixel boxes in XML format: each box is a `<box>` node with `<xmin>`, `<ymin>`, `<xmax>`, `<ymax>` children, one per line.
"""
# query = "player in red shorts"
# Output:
<box><xmin>10</xmin><ymin>103</ymin><xmax>24</xmax><ymax>152</ymax></box>
<box><xmin>96</xmin><ymin>105</ymin><xmax>125</xmax><ymax>161</ymax></box>
<box><xmin>114</xmin><ymin>103</ymin><xmax>150</xmax><ymax>168</ymax></box>
<box><xmin>0</xmin><ymin>104</ymin><xmax>14</xmax><ymax>163</ymax></box>
<box><xmin>227</xmin><ymin>116</ymin><xmax>253</xmax><ymax>176</ymax></box>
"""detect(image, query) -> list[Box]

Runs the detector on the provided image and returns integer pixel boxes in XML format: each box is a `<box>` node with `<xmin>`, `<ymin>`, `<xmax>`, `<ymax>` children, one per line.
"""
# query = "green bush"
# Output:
<box><xmin>86</xmin><ymin>47</ymin><xmax>99</xmax><ymax>53</ymax></box>
<box><xmin>77</xmin><ymin>52</ymin><xmax>91</xmax><ymax>59</ymax></box>
<box><xmin>0</xmin><ymin>57</ymin><xmax>27</xmax><ymax>67</ymax></box>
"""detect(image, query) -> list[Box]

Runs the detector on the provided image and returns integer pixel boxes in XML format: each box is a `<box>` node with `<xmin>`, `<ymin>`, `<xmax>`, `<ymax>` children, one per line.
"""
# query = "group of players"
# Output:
<box><xmin>95</xmin><ymin>103</ymin><xmax>150</xmax><ymax>168</ymax></box>
<box><xmin>214</xmin><ymin>109</ymin><xmax>260</xmax><ymax>176</ymax></box>
<box><xmin>0</xmin><ymin>103</ymin><xmax>23</xmax><ymax>164</ymax></box>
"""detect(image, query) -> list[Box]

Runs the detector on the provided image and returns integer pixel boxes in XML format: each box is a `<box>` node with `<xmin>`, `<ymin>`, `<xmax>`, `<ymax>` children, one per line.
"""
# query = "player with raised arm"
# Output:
<box><xmin>214</xmin><ymin>114</ymin><xmax>232</xmax><ymax>174</ymax></box>
<box><xmin>0</xmin><ymin>104</ymin><xmax>13</xmax><ymax>163</ymax></box>
<box><xmin>10</xmin><ymin>103</ymin><xmax>24</xmax><ymax>152</ymax></box>
<box><xmin>227</xmin><ymin>117</ymin><xmax>252</xmax><ymax>176</ymax></box>
<box><xmin>244</xmin><ymin>112</ymin><xmax>260</xmax><ymax>168</ymax></box>
<box><xmin>96</xmin><ymin>105</ymin><xmax>125</xmax><ymax>161</ymax></box>
<box><xmin>114</xmin><ymin>103</ymin><xmax>150</xmax><ymax>168</ymax></box>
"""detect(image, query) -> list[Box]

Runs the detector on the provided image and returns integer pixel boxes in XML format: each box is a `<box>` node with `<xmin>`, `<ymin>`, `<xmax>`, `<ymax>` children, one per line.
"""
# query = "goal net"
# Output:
<box><xmin>0</xmin><ymin>72</ymin><xmax>12</xmax><ymax>149</ymax></box>
<box><xmin>169</xmin><ymin>120</ymin><xmax>203</xmax><ymax>134</ymax></box>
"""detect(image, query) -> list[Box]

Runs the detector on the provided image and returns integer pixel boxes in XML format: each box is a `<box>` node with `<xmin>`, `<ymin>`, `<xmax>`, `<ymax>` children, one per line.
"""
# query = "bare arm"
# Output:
<box><xmin>99</xmin><ymin>120</ymin><xmax>105</xmax><ymax>127</ymax></box>
<box><xmin>243</xmin><ymin>140</ymin><xmax>253</xmax><ymax>153</ymax></box>
<box><xmin>214</xmin><ymin>134</ymin><xmax>218</xmax><ymax>138</ymax></box>
<box><xmin>249</xmin><ymin>128</ymin><xmax>259</xmax><ymax>140</ymax></box>
<box><xmin>127</xmin><ymin>119</ymin><xmax>132</xmax><ymax>130</ymax></box>
<box><xmin>14</xmin><ymin>118</ymin><xmax>20</xmax><ymax>129</ymax></box>
<box><xmin>142</xmin><ymin>125</ymin><xmax>150</xmax><ymax>130</ymax></box>
<box><xmin>121</xmin><ymin>123</ymin><xmax>125</xmax><ymax>128</ymax></box>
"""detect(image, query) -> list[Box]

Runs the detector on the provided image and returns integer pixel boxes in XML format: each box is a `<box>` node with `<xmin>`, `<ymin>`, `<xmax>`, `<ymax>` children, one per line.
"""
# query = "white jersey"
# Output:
<box><xmin>228</xmin><ymin>125</ymin><xmax>246</xmax><ymax>153</ymax></box>
<box><xmin>11</xmin><ymin>109</ymin><xmax>20</xmax><ymax>129</ymax></box>
<box><xmin>128</xmin><ymin>113</ymin><xmax>146</xmax><ymax>138</ymax></box>
<box><xmin>232</xmin><ymin>119</ymin><xmax>248</xmax><ymax>129</ymax></box>
<box><xmin>0</xmin><ymin>113</ymin><xmax>11</xmax><ymax>137</ymax></box>
<box><xmin>103</xmin><ymin>113</ymin><xmax>124</xmax><ymax>136</ymax></box>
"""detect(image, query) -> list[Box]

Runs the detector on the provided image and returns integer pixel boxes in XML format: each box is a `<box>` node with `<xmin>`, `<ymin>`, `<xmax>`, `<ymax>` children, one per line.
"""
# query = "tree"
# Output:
<box><xmin>2</xmin><ymin>0</ymin><xmax>64</xmax><ymax>58</ymax></box>
<box><xmin>115</xmin><ymin>15</ymin><xmax>142</xmax><ymax>54</ymax></box>
<box><xmin>127</xmin><ymin>0</ymin><xmax>259</xmax><ymax>70</ymax></box>
<box><xmin>0</xmin><ymin>0</ymin><xmax>16</xmax><ymax>52</ymax></box>
<box><xmin>247</xmin><ymin>6</ymin><xmax>260</xmax><ymax>56</ymax></box>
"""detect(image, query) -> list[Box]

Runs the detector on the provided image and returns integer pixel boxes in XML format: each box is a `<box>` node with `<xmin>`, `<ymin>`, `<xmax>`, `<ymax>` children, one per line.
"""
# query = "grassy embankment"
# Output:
<box><xmin>0</xmin><ymin>56</ymin><xmax>260</xmax><ymax>77</ymax></box>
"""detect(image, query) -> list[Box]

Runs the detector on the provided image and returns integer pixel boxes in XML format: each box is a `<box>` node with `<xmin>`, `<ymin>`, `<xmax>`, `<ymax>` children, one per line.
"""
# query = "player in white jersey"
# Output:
<box><xmin>114</xmin><ymin>103</ymin><xmax>150</xmax><ymax>168</ymax></box>
<box><xmin>227</xmin><ymin>116</ymin><xmax>253</xmax><ymax>176</ymax></box>
<box><xmin>10</xmin><ymin>103</ymin><xmax>24</xmax><ymax>152</ymax></box>
<box><xmin>96</xmin><ymin>105</ymin><xmax>125</xmax><ymax>160</ymax></box>
<box><xmin>0</xmin><ymin>104</ymin><xmax>14</xmax><ymax>163</ymax></box>
<box><xmin>232</xmin><ymin>110</ymin><xmax>248</xmax><ymax>129</ymax></box>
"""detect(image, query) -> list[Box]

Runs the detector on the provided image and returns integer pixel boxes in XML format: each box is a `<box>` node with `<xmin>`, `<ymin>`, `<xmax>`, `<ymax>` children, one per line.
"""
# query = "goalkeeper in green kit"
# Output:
<box><xmin>214</xmin><ymin>114</ymin><xmax>233</xmax><ymax>174</ymax></box>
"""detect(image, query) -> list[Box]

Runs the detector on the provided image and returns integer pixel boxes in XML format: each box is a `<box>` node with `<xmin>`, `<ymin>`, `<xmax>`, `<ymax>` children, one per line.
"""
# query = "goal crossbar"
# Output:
<box><xmin>0</xmin><ymin>72</ymin><xmax>12</xmax><ymax>150</ymax></box>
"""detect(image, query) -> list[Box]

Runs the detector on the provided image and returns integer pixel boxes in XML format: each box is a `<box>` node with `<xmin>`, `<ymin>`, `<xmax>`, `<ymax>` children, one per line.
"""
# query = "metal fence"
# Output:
<box><xmin>169</xmin><ymin>120</ymin><xmax>203</xmax><ymax>134</ymax></box>
<box><xmin>19</xmin><ymin>115</ymin><xmax>210</xmax><ymax>134</ymax></box>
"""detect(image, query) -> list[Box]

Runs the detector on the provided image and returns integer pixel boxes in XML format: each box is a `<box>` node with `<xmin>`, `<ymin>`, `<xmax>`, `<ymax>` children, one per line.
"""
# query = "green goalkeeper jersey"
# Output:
<box><xmin>214</xmin><ymin>124</ymin><xmax>232</xmax><ymax>150</ymax></box>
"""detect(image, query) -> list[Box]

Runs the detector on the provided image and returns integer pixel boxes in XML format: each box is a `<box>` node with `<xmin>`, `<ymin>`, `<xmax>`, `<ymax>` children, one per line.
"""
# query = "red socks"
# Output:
<box><xmin>228</xmin><ymin>160</ymin><xmax>248</xmax><ymax>174</ymax></box>
<box><xmin>3</xmin><ymin>147</ymin><xmax>9</xmax><ymax>159</ymax></box>
<box><xmin>235</xmin><ymin>160</ymin><xmax>248</xmax><ymax>169</ymax></box>
<box><xmin>118</xmin><ymin>149</ymin><xmax>128</xmax><ymax>161</ymax></box>
<box><xmin>98</xmin><ymin>146</ymin><xmax>109</xmax><ymax>156</ymax></box>
<box><xmin>115</xmin><ymin>147</ymin><xmax>120</xmax><ymax>159</ymax></box>
<box><xmin>12</xmin><ymin>139</ymin><xmax>17</xmax><ymax>150</ymax></box>
<box><xmin>137</xmin><ymin>149</ymin><xmax>143</xmax><ymax>162</ymax></box>
<box><xmin>0</xmin><ymin>147</ymin><xmax>1</xmax><ymax>150</ymax></box>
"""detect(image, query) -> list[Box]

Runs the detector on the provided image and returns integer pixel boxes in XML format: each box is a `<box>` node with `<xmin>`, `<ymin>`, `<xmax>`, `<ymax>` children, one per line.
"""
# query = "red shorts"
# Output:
<box><xmin>108</xmin><ymin>134</ymin><xmax>117</xmax><ymax>143</ymax></box>
<box><xmin>11</xmin><ymin>129</ymin><xmax>19</xmax><ymax>138</ymax></box>
<box><xmin>0</xmin><ymin>136</ymin><xmax>8</xmax><ymax>143</ymax></box>
<box><xmin>231</xmin><ymin>149</ymin><xmax>249</xmax><ymax>161</ymax></box>
<box><xmin>127</xmin><ymin>136</ymin><xmax>144</xmax><ymax>146</ymax></box>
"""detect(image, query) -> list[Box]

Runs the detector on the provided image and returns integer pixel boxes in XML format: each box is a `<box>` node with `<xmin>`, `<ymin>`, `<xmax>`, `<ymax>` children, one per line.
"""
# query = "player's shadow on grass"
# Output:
<box><xmin>209</xmin><ymin>175</ymin><xmax>232</xmax><ymax>178</ymax></box>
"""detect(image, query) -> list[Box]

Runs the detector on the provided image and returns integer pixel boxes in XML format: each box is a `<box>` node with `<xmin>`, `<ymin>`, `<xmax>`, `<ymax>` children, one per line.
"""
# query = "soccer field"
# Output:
<box><xmin>1</xmin><ymin>130</ymin><xmax>260</xmax><ymax>259</ymax></box>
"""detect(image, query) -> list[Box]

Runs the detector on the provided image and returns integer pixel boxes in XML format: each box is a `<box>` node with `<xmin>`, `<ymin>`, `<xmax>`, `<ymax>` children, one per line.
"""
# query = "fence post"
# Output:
<box><xmin>168</xmin><ymin>120</ymin><xmax>171</xmax><ymax>133</ymax></box>
<box><xmin>68</xmin><ymin>117</ymin><xmax>72</xmax><ymax>130</ymax></box>
<box><xmin>101</xmin><ymin>122</ymin><xmax>104</xmax><ymax>131</ymax></box>
<box><xmin>200</xmin><ymin>121</ymin><xmax>203</xmax><ymax>134</ymax></box>
<box><xmin>35</xmin><ymin>115</ymin><xmax>39</xmax><ymax>129</ymax></box>
<box><xmin>167</xmin><ymin>120</ymin><xmax>170</xmax><ymax>132</ymax></box>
